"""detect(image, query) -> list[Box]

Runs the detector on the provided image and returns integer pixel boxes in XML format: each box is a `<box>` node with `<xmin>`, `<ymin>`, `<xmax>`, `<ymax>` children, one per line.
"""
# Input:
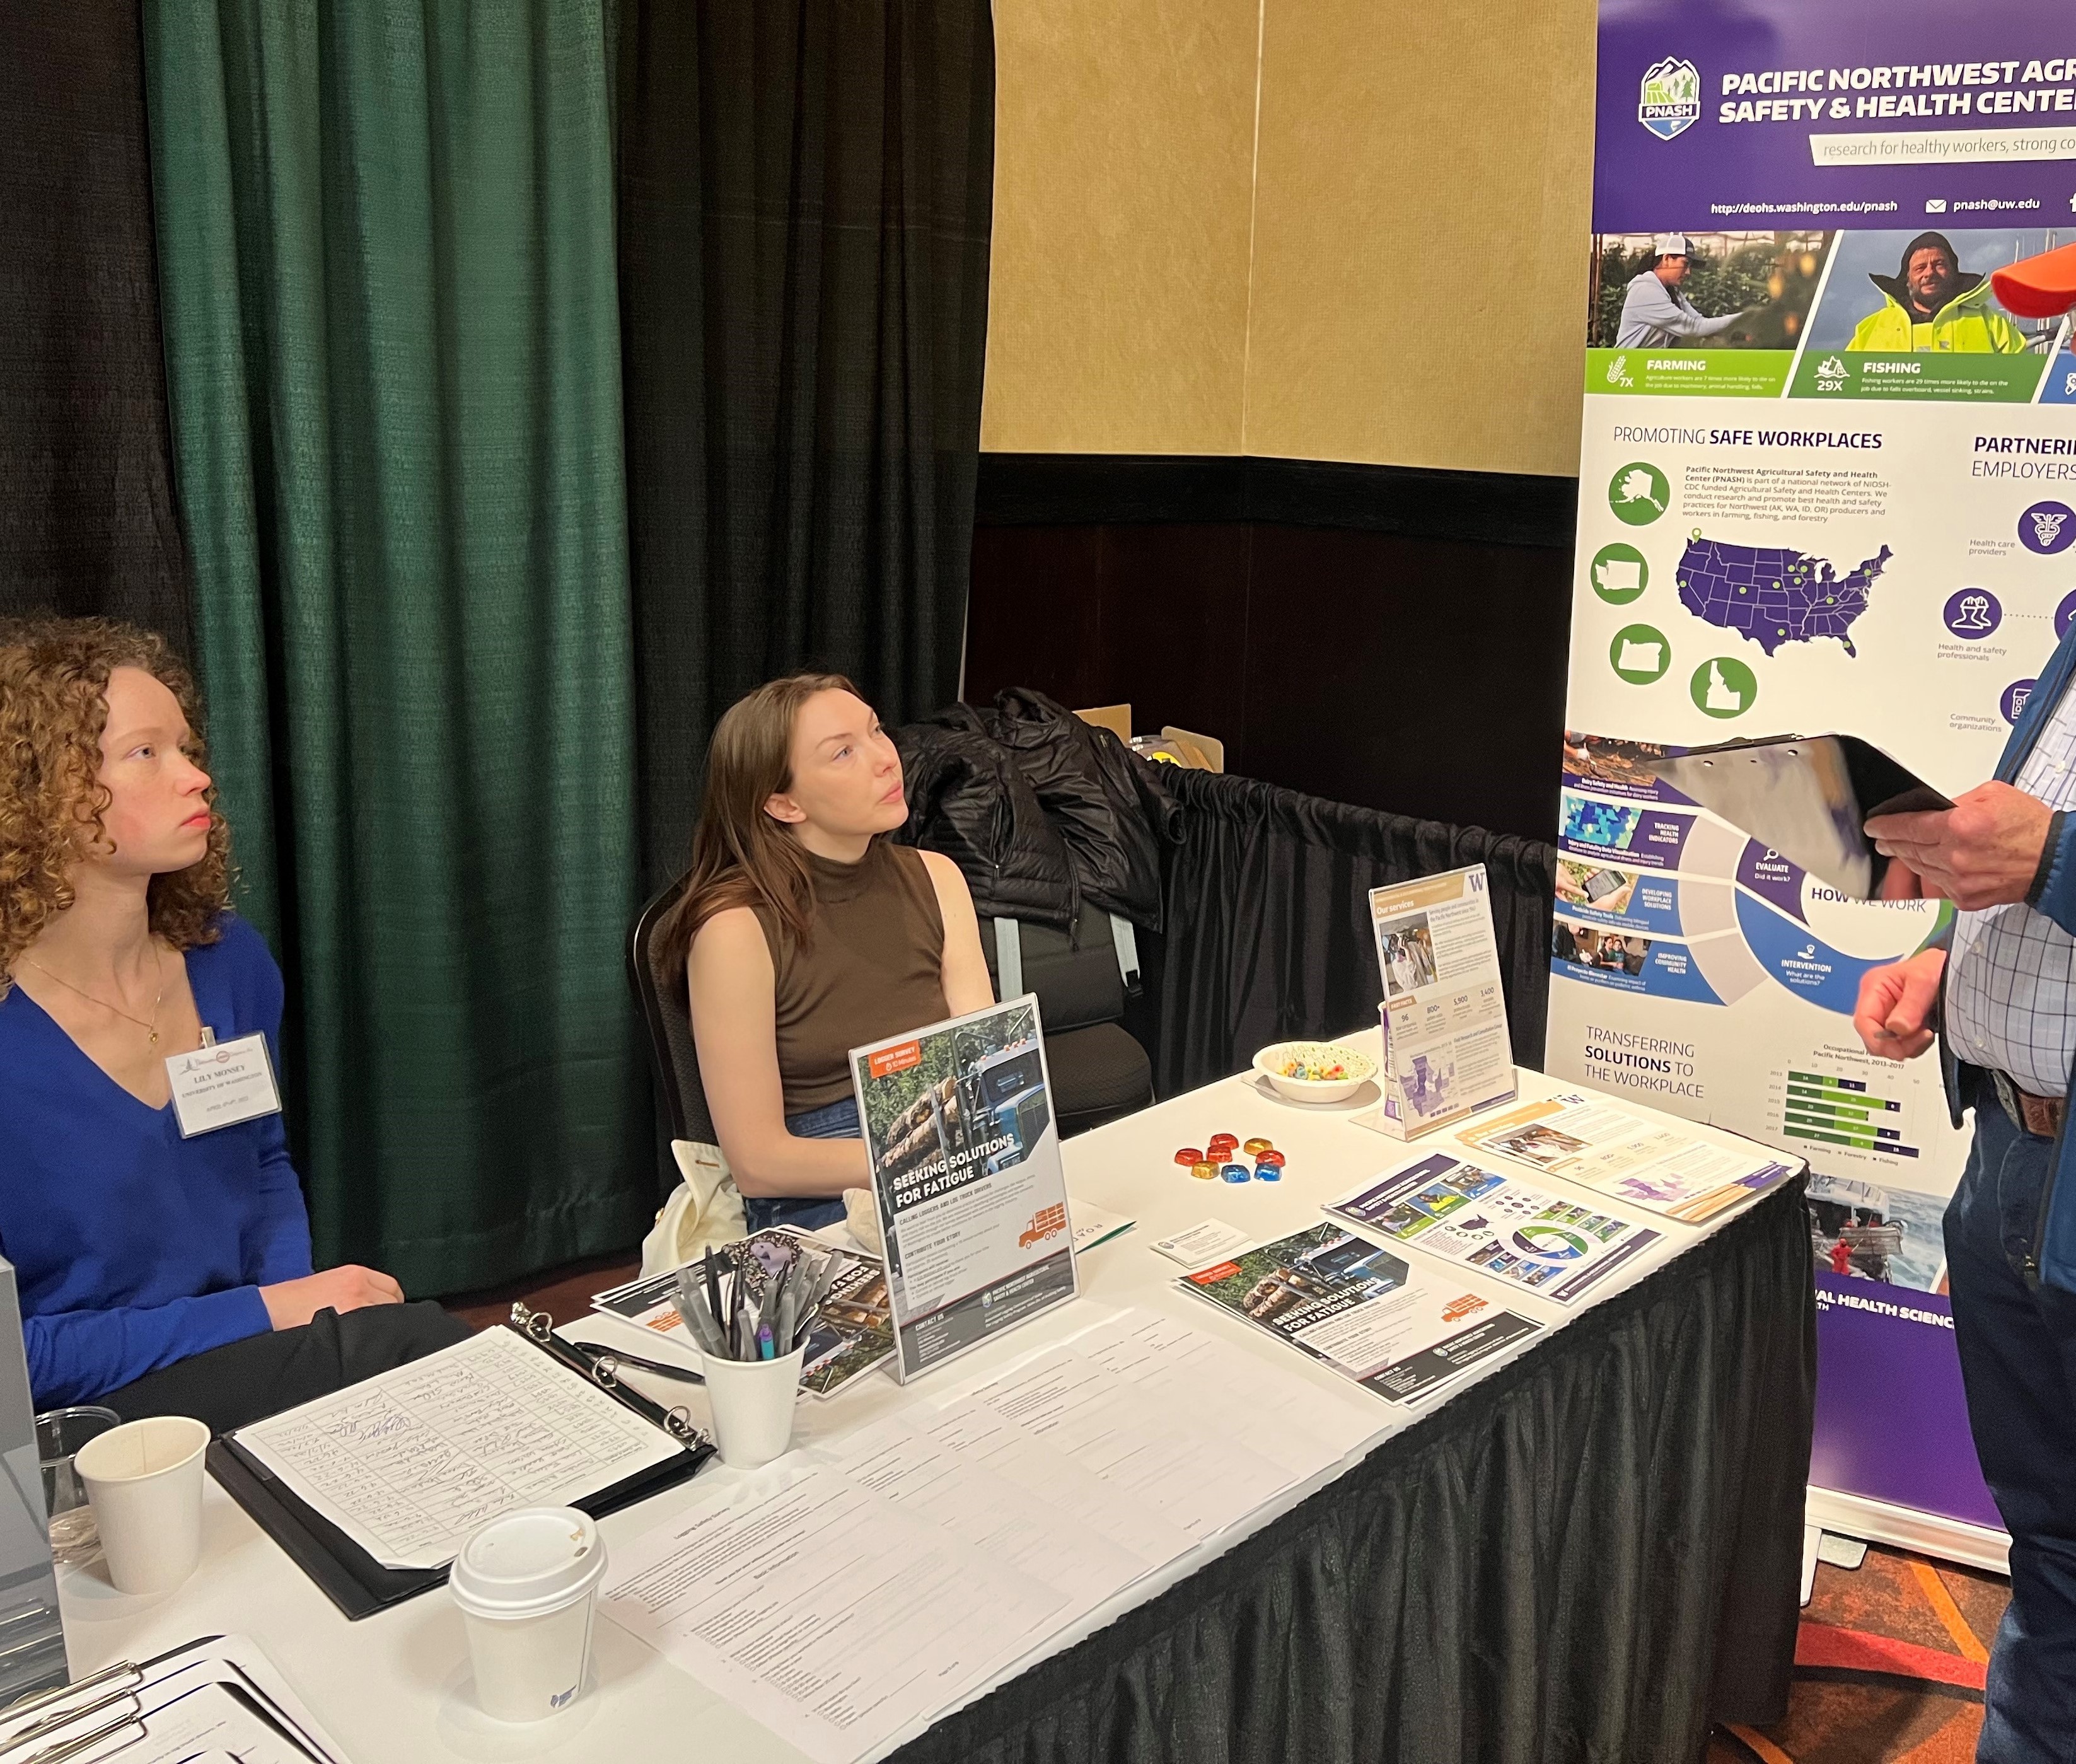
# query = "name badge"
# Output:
<box><xmin>165</xmin><ymin>1033</ymin><xmax>282</xmax><ymax>1138</ymax></box>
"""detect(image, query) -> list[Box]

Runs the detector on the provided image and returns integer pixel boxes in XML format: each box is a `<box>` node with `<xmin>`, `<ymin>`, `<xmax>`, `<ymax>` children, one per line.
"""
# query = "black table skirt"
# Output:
<box><xmin>893</xmin><ymin>1178</ymin><xmax>1813</xmax><ymax>1764</ymax></box>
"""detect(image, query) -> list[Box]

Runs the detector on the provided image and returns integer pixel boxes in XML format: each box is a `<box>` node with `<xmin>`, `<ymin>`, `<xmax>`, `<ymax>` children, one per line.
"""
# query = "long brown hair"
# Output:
<box><xmin>0</xmin><ymin>617</ymin><xmax>232</xmax><ymax>997</ymax></box>
<box><xmin>652</xmin><ymin>672</ymin><xmax>862</xmax><ymax>990</ymax></box>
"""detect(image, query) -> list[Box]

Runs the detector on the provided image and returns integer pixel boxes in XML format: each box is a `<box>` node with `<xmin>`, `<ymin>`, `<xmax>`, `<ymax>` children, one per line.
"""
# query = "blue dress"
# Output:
<box><xmin>0</xmin><ymin>914</ymin><xmax>314</xmax><ymax>1407</ymax></box>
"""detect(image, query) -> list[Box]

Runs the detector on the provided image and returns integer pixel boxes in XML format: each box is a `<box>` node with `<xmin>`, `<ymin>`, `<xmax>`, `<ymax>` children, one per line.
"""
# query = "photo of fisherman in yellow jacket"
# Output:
<box><xmin>1846</xmin><ymin>230</ymin><xmax>2029</xmax><ymax>354</ymax></box>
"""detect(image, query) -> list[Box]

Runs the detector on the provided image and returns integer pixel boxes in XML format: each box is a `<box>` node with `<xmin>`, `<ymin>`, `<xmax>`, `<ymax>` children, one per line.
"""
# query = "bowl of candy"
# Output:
<box><xmin>1251</xmin><ymin>1040</ymin><xmax>1376</xmax><ymax>1105</ymax></box>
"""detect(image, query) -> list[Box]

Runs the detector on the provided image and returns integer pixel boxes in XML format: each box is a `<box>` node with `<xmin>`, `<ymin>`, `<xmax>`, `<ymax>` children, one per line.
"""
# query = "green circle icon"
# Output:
<box><xmin>1609</xmin><ymin>624</ymin><xmax>1671</xmax><ymax>684</ymax></box>
<box><xmin>1590</xmin><ymin>542</ymin><xmax>1649</xmax><ymax>605</ymax></box>
<box><xmin>1691</xmin><ymin>656</ymin><xmax>1758</xmax><ymax>719</ymax></box>
<box><xmin>1608</xmin><ymin>461</ymin><xmax>1670</xmax><ymax>526</ymax></box>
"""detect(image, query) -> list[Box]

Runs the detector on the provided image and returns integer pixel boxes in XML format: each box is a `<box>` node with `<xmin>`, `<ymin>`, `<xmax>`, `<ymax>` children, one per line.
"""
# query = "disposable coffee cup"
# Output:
<box><xmin>699</xmin><ymin>1342</ymin><xmax>807</xmax><ymax>1468</ymax></box>
<box><xmin>449</xmin><ymin>1507</ymin><xmax>608</xmax><ymax>1723</ymax></box>
<box><xmin>74</xmin><ymin>1415</ymin><xmax>210</xmax><ymax>1595</ymax></box>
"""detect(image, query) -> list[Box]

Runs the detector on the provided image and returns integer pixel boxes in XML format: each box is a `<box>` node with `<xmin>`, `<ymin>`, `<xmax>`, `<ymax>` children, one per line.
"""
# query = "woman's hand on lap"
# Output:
<box><xmin>260</xmin><ymin>1265</ymin><xmax>405</xmax><ymax>1330</ymax></box>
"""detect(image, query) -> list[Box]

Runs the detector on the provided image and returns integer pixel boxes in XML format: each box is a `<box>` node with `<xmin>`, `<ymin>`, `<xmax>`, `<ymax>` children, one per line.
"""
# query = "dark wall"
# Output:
<box><xmin>962</xmin><ymin>456</ymin><xmax>1579</xmax><ymax>842</ymax></box>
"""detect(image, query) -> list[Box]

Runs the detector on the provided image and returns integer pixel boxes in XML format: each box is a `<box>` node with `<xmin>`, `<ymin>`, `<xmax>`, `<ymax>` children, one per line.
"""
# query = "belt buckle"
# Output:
<box><xmin>1993</xmin><ymin>1071</ymin><xmax>2065</xmax><ymax>1139</ymax></box>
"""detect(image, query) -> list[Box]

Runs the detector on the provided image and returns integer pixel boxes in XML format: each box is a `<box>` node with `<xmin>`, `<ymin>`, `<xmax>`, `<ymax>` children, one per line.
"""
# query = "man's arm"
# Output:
<box><xmin>1988</xmin><ymin>310</ymin><xmax>2032</xmax><ymax>355</ymax></box>
<box><xmin>1623</xmin><ymin>279</ymin><xmax>1744</xmax><ymax>339</ymax></box>
<box><xmin>2026</xmin><ymin>811</ymin><xmax>2076</xmax><ymax>934</ymax></box>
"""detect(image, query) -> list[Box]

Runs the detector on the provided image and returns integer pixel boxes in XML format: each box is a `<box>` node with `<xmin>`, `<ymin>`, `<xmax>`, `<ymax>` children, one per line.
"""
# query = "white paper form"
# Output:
<box><xmin>236</xmin><ymin>1326</ymin><xmax>680</xmax><ymax>1569</ymax></box>
<box><xmin>919</xmin><ymin>1398</ymin><xmax>1198</xmax><ymax>1568</ymax></box>
<box><xmin>957</xmin><ymin>1346</ymin><xmax>1294</xmax><ymax>1541</ymax></box>
<box><xmin>598</xmin><ymin>1463</ymin><xmax>1068</xmax><ymax>1764</ymax></box>
<box><xmin>821</xmin><ymin>1417</ymin><xmax>1158</xmax><ymax>1623</ymax></box>
<box><xmin>1148</xmin><ymin>1220</ymin><xmax>1254</xmax><ymax>1268</ymax></box>
<box><xmin>1067</xmin><ymin>1308</ymin><xmax>1381</xmax><ymax>1477</ymax></box>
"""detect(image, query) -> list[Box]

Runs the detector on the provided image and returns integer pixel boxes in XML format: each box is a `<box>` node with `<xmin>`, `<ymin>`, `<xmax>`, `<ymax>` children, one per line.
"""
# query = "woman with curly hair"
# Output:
<box><xmin>0</xmin><ymin>617</ymin><xmax>466</xmax><ymax>1430</ymax></box>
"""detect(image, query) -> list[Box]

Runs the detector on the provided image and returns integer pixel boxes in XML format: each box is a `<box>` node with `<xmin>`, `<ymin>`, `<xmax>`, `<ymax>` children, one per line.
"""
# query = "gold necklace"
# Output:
<box><xmin>24</xmin><ymin>944</ymin><xmax>166</xmax><ymax>1048</ymax></box>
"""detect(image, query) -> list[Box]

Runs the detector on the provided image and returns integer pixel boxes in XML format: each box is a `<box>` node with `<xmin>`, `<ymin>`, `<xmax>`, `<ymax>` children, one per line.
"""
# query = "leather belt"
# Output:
<box><xmin>1992</xmin><ymin>1069</ymin><xmax>2068</xmax><ymax>1139</ymax></box>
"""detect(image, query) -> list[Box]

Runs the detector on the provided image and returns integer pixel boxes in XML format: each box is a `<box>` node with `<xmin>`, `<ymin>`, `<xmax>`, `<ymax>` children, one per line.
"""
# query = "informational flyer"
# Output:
<box><xmin>1324</xmin><ymin>1153</ymin><xmax>1663</xmax><ymax>1305</ymax></box>
<box><xmin>1363</xmin><ymin>865</ymin><xmax>1517</xmax><ymax>1138</ymax></box>
<box><xmin>591</xmin><ymin>1229</ymin><xmax>893</xmax><ymax>1400</ymax></box>
<box><xmin>1177</xmin><ymin>1222</ymin><xmax>1541</xmax><ymax>1404</ymax></box>
<box><xmin>1454</xmin><ymin>1092</ymin><xmax>1797</xmax><ymax>1224</ymax></box>
<box><xmin>852</xmin><ymin>997</ymin><xmax>1078</xmax><ymax>1381</ymax></box>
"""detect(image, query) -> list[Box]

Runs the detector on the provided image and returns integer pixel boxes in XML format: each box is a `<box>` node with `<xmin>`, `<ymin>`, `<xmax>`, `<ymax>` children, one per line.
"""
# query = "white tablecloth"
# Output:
<box><xmin>57</xmin><ymin>1036</ymin><xmax>1780</xmax><ymax>1761</ymax></box>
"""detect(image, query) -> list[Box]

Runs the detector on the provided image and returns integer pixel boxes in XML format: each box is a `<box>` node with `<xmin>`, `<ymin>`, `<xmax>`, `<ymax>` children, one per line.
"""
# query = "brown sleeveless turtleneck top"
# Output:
<box><xmin>751</xmin><ymin>841</ymin><xmax>948</xmax><ymax>1113</ymax></box>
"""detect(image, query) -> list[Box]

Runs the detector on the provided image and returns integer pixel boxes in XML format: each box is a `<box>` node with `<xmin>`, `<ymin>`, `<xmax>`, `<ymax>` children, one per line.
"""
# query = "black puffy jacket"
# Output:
<box><xmin>893</xmin><ymin>691</ymin><xmax>1178</xmax><ymax>931</ymax></box>
<box><xmin>893</xmin><ymin>706</ymin><xmax>1081</xmax><ymax>927</ymax></box>
<box><xmin>984</xmin><ymin>689</ymin><xmax>1176</xmax><ymax>929</ymax></box>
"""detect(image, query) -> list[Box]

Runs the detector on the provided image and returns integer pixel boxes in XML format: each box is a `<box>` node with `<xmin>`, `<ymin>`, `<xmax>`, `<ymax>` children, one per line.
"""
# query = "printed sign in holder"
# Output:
<box><xmin>851</xmin><ymin>997</ymin><xmax>1079</xmax><ymax>1383</ymax></box>
<box><xmin>1554</xmin><ymin>0</ymin><xmax>2076</xmax><ymax>1573</ymax></box>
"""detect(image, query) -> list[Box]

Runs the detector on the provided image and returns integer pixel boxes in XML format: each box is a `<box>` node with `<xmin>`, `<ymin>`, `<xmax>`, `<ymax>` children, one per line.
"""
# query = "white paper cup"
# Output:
<box><xmin>74</xmin><ymin>1415</ymin><xmax>210</xmax><ymax>1595</ymax></box>
<box><xmin>449</xmin><ymin>1507</ymin><xmax>607</xmax><ymax>1723</ymax></box>
<box><xmin>700</xmin><ymin>1343</ymin><xmax>807</xmax><ymax>1468</ymax></box>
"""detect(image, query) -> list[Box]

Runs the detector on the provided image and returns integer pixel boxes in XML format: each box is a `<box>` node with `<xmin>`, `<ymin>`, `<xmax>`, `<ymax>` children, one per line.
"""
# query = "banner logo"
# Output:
<box><xmin>1638</xmin><ymin>56</ymin><xmax>1701</xmax><ymax>140</ymax></box>
<box><xmin>868</xmin><ymin>1040</ymin><xmax>922</xmax><ymax>1079</ymax></box>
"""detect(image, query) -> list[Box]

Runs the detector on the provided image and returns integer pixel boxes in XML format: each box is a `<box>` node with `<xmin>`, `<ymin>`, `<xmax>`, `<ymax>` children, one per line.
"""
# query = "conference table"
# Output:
<box><xmin>56</xmin><ymin>1035</ymin><xmax>1814</xmax><ymax>1764</ymax></box>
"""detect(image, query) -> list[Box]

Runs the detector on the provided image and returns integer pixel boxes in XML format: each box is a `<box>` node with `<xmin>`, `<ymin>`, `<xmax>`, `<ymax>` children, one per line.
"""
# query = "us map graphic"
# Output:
<box><xmin>1676</xmin><ymin>537</ymin><xmax>1893</xmax><ymax>658</ymax></box>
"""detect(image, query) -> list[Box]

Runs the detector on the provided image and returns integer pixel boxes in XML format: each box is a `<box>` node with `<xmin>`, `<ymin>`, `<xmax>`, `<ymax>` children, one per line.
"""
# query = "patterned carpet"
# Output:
<box><xmin>1709</xmin><ymin>1543</ymin><xmax>2007</xmax><ymax>1764</ymax></box>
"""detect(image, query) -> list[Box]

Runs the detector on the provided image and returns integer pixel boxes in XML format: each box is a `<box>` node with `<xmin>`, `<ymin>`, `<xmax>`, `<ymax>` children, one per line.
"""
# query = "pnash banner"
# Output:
<box><xmin>1556</xmin><ymin>0</ymin><xmax>2076</xmax><ymax>1548</ymax></box>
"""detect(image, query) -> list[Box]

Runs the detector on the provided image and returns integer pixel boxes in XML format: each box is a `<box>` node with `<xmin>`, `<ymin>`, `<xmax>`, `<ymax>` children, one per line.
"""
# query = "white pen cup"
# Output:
<box><xmin>449</xmin><ymin>1507</ymin><xmax>608</xmax><ymax>1723</ymax></box>
<box><xmin>73</xmin><ymin>1415</ymin><xmax>211</xmax><ymax>1595</ymax></box>
<box><xmin>699</xmin><ymin>1343</ymin><xmax>807</xmax><ymax>1469</ymax></box>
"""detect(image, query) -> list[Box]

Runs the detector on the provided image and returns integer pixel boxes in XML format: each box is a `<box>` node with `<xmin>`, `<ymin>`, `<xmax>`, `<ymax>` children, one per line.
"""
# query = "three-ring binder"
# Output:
<box><xmin>207</xmin><ymin>1304</ymin><xmax>715</xmax><ymax>1621</ymax></box>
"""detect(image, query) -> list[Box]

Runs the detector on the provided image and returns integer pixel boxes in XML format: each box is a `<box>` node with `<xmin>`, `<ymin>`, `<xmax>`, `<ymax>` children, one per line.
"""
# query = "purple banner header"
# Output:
<box><xmin>1595</xmin><ymin>0</ymin><xmax>2076</xmax><ymax>233</ymax></box>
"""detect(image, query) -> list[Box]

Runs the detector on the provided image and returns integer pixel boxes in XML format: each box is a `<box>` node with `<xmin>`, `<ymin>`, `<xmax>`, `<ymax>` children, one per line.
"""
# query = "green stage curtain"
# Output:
<box><xmin>615</xmin><ymin>0</ymin><xmax>997</xmax><ymax>890</ymax></box>
<box><xmin>144</xmin><ymin>1</ymin><xmax>649</xmax><ymax>1293</ymax></box>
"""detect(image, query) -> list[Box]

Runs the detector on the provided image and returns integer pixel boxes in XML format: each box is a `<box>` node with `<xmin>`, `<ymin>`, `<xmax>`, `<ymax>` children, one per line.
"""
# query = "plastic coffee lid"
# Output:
<box><xmin>449</xmin><ymin>1507</ymin><xmax>606</xmax><ymax>1619</ymax></box>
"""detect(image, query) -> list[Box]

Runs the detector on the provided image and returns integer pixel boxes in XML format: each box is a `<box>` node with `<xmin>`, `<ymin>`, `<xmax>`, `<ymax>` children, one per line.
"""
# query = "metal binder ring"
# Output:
<box><xmin>588</xmin><ymin>1353</ymin><xmax>621</xmax><ymax>1388</ymax></box>
<box><xmin>666</xmin><ymin>1405</ymin><xmax>695</xmax><ymax>1440</ymax></box>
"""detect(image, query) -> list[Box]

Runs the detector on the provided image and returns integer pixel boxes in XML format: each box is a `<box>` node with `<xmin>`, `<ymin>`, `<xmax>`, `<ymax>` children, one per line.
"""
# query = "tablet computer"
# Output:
<box><xmin>1649</xmin><ymin>734</ymin><xmax>1952</xmax><ymax>899</ymax></box>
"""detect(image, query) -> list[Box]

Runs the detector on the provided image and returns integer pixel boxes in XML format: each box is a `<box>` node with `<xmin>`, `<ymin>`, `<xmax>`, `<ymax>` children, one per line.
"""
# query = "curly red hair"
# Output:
<box><xmin>0</xmin><ymin>617</ymin><xmax>231</xmax><ymax>995</ymax></box>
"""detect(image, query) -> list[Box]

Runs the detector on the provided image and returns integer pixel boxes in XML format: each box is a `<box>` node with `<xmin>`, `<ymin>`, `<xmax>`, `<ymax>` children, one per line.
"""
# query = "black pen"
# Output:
<box><xmin>574</xmin><ymin>1340</ymin><xmax>705</xmax><ymax>1384</ymax></box>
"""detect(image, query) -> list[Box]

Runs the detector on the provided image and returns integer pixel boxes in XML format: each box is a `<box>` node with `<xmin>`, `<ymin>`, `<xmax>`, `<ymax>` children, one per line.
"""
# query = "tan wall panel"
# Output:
<box><xmin>980</xmin><ymin>0</ymin><xmax>1260</xmax><ymax>456</ymax></box>
<box><xmin>1243</xmin><ymin>0</ymin><xmax>1597</xmax><ymax>478</ymax></box>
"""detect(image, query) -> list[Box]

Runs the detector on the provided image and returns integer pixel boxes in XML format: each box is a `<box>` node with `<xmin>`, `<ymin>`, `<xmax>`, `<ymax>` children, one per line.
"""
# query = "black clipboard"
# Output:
<box><xmin>1650</xmin><ymin>733</ymin><xmax>1952</xmax><ymax>898</ymax></box>
<box><xmin>207</xmin><ymin>1306</ymin><xmax>715</xmax><ymax>1621</ymax></box>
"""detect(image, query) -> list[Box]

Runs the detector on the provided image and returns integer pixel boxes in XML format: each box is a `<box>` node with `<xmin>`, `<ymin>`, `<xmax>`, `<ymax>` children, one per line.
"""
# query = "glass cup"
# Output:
<box><xmin>36</xmin><ymin>1407</ymin><xmax>120</xmax><ymax>1565</ymax></box>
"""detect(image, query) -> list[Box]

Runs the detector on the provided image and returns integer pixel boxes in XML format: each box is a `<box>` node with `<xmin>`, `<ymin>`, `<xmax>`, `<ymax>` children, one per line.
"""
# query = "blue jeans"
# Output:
<box><xmin>1946</xmin><ymin>1091</ymin><xmax>2076</xmax><ymax>1764</ymax></box>
<box><xmin>740</xmin><ymin>1097</ymin><xmax>858</xmax><ymax>1236</ymax></box>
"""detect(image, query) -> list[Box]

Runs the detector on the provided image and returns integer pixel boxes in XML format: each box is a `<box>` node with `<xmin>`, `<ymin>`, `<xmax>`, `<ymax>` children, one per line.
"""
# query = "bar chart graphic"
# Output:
<box><xmin>1780</xmin><ymin>1069</ymin><xmax>1920</xmax><ymax>1159</ymax></box>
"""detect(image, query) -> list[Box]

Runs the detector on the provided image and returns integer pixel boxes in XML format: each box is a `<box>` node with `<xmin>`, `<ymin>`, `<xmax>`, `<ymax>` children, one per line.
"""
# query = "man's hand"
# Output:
<box><xmin>1852</xmin><ymin>948</ymin><xmax>1947</xmax><ymax>1062</ymax></box>
<box><xmin>260</xmin><ymin>1265</ymin><xmax>405</xmax><ymax>1332</ymax></box>
<box><xmin>1865</xmin><ymin>782</ymin><xmax>2053</xmax><ymax>911</ymax></box>
<box><xmin>1877</xmin><ymin>856</ymin><xmax>1933</xmax><ymax>900</ymax></box>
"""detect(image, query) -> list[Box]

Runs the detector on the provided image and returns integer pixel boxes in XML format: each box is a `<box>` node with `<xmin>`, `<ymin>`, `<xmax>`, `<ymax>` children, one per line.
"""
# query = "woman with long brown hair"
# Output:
<box><xmin>656</xmin><ymin>674</ymin><xmax>994</xmax><ymax>1231</ymax></box>
<box><xmin>0</xmin><ymin>618</ymin><xmax>466</xmax><ymax>1430</ymax></box>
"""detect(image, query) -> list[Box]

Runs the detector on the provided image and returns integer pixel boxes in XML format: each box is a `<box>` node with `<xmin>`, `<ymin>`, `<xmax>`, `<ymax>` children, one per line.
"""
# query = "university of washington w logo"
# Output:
<box><xmin>1638</xmin><ymin>57</ymin><xmax>1702</xmax><ymax>140</ymax></box>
